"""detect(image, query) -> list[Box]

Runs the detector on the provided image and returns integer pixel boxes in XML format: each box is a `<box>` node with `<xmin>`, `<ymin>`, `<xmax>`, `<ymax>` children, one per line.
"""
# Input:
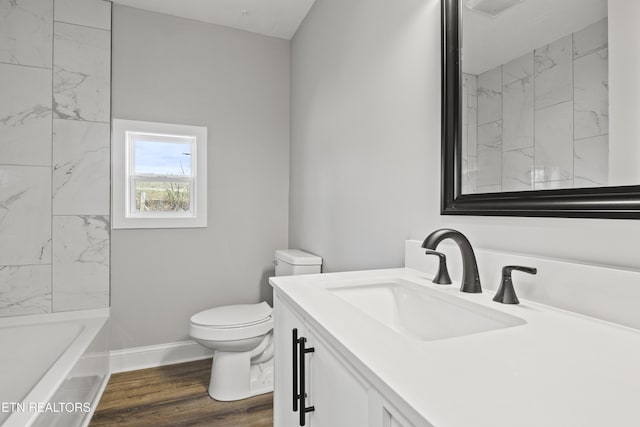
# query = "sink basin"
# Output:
<box><xmin>325</xmin><ymin>278</ymin><xmax>526</xmax><ymax>341</ymax></box>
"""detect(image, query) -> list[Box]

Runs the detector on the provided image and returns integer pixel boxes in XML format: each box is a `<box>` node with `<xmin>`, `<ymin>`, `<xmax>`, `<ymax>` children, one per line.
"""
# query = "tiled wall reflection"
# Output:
<box><xmin>0</xmin><ymin>0</ymin><xmax>111</xmax><ymax>317</ymax></box>
<box><xmin>462</xmin><ymin>18</ymin><xmax>608</xmax><ymax>194</ymax></box>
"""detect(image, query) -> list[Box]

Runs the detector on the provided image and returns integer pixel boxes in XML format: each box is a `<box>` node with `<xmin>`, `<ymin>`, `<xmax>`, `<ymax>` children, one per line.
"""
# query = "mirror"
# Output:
<box><xmin>442</xmin><ymin>0</ymin><xmax>640</xmax><ymax>218</ymax></box>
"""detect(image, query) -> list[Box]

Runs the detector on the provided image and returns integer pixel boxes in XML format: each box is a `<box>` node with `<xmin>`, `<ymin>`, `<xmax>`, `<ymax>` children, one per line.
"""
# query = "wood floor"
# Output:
<box><xmin>90</xmin><ymin>358</ymin><xmax>273</xmax><ymax>427</ymax></box>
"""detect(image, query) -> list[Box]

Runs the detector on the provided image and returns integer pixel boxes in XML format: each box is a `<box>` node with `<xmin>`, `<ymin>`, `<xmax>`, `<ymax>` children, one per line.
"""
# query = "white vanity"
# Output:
<box><xmin>272</xmin><ymin>270</ymin><xmax>424</xmax><ymax>427</ymax></box>
<box><xmin>269</xmin><ymin>242</ymin><xmax>640</xmax><ymax>427</ymax></box>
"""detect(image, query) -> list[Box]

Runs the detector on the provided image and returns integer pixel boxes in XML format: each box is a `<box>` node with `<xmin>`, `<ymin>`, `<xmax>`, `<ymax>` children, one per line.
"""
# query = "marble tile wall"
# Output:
<box><xmin>462</xmin><ymin>18</ymin><xmax>609</xmax><ymax>193</ymax></box>
<box><xmin>461</xmin><ymin>74</ymin><xmax>478</xmax><ymax>194</ymax></box>
<box><xmin>0</xmin><ymin>0</ymin><xmax>111</xmax><ymax>317</ymax></box>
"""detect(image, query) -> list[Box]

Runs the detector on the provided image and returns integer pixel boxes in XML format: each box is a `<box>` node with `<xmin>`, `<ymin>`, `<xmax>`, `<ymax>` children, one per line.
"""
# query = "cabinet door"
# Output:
<box><xmin>304</xmin><ymin>329</ymin><xmax>370</xmax><ymax>427</ymax></box>
<box><xmin>274</xmin><ymin>293</ymin><xmax>370</xmax><ymax>427</ymax></box>
<box><xmin>274</xmin><ymin>294</ymin><xmax>306</xmax><ymax>427</ymax></box>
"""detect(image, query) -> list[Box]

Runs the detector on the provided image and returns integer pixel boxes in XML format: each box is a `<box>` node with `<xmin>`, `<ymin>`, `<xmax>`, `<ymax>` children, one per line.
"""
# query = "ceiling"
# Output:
<box><xmin>111</xmin><ymin>0</ymin><xmax>317</xmax><ymax>40</ymax></box>
<box><xmin>462</xmin><ymin>0</ymin><xmax>608</xmax><ymax>74</ymax></box>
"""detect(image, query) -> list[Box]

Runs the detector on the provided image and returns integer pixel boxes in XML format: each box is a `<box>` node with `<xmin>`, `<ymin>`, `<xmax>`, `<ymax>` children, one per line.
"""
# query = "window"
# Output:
<box><xmin>112</xmin><ymin>119</ymin><xmax>207</xmax><ymax>229</ymax></box>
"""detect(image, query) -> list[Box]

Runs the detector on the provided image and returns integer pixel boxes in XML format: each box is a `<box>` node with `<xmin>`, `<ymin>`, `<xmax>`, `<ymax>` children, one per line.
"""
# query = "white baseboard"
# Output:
<box><xmin>110</xmin><ymin>340</ymin><xmax>213</xmax><ymax>373</ymax></box>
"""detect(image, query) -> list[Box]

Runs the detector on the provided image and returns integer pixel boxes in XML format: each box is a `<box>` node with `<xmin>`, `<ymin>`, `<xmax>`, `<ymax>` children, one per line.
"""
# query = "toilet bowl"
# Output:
<box><xmin>190</xmin><ymin>249</ymin><xmax>322</xmax><ymax>401</ymax></box>
<box><xmin>189</xmin><ymin>302</ymin><xmax>274</xmax><ymax>401</ymax></box>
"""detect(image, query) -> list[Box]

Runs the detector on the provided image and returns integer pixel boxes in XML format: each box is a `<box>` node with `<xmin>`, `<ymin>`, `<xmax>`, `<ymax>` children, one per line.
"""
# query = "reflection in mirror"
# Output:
<box><xmin>460</xmin><ymin>0</ymin><xmax>614</xmax><ymax>194</ymax></box>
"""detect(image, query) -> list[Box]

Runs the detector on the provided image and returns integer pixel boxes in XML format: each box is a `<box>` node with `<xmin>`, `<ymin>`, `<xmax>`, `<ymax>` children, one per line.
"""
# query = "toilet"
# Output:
<box><xmin>189</xmin><ymin>249</ymin><xmax>322</xmax><ymax>401</ymax></box>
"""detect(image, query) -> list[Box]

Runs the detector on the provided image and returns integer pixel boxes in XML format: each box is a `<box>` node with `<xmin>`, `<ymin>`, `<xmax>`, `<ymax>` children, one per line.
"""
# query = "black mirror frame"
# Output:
<box><xmin>441</xmin><ymin>0</ymin><xmax>640</xmax><ymax>219</ymax></box>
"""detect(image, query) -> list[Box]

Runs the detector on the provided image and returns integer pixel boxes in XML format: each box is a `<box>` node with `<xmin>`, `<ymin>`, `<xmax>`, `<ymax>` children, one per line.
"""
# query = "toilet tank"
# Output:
<box><xmin>274</xmin><ymin>249</ymin><xmax>322</xmax><ymax>276</ymax></box>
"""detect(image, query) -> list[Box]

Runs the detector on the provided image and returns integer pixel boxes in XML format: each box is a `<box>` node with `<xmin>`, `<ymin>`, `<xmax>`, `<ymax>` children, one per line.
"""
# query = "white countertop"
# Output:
<box><xmin>270</xmin><ymin>268</ymin><xmax>640</xmax><ymax>427</ymax></box>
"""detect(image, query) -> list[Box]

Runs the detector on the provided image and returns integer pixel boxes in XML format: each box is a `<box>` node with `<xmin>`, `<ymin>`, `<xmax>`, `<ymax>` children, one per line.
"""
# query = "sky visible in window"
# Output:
<box><xmin>134</xmin><ymin>140</ymin><xmax>192</xmax><ymax>175</ymax></box>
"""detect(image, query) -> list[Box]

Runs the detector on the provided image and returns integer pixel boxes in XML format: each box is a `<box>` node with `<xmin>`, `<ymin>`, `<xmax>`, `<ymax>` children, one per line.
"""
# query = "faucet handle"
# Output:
<box><xmin>493</xmin><ymin>265</ymin><xmax>537</xmax><ymax>304</ymax></box>
<box><xmin>424</xmin><ymin>250</ymin><xmax>452</xmax><ymax>285</ymax></box>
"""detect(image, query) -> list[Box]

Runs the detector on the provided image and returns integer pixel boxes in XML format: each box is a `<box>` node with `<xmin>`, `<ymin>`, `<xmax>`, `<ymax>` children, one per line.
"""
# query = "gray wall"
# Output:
<box><xmin>289</xmin><ymin>0</ymin><xmax>437</xmax><ymax>272</ymax></box>
<box><xmin>111</xmin><ymin>6</ymin><xmax>289</xmax><ymax>350</ymax></box>
<box><xmin>290</xmin><ymin>0</ymin><xmax>640</xmax><ymax>274</ymax></box>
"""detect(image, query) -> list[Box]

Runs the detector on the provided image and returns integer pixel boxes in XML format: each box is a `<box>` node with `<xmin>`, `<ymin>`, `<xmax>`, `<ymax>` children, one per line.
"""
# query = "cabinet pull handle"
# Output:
<box><xmin>298</xmin><ymin>336</ymin><xmax>315</xmax><ymax>426</ymax></box>
<box><xmin>292</xmin><ymin>328</ymin><xmax>299</xmax><ymax>412</ymax></box>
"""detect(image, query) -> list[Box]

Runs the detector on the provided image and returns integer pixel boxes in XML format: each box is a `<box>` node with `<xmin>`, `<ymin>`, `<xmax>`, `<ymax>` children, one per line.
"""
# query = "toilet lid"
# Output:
<box><xmin>191</xmin><ymin>302</ymin><xmax>272</xmax><ymax>328</ymax></box>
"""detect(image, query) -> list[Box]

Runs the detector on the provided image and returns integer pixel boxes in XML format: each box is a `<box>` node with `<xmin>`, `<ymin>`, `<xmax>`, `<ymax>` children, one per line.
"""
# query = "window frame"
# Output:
<box><xmin>112</xmin><ymin>119</ymin><xmax>207</xmax><ymax>229</ymax></box>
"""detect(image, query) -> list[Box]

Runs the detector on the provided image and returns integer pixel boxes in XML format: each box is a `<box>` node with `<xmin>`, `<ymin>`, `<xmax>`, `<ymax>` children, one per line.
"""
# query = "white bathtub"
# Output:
<box><xmin>0</xmin><ymin>309</ymin><xmax>109</xmax><ymax>427</ymax></box>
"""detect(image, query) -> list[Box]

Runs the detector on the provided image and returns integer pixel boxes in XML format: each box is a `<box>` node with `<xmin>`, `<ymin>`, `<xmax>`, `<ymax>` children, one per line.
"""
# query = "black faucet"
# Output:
<box><xmin>421</xmin><ymin>229</ymin><xmax>482</xmax><ymax>293</ymax></box>
<box><xmin>493</xmin><ymin>265</ymin><xmax>537</xmax><ymax>304</ymax></box>
<box><xmin>424</xmin><ymin>249</ymin><xmax>452</xmax><ymax>285</ymax></box>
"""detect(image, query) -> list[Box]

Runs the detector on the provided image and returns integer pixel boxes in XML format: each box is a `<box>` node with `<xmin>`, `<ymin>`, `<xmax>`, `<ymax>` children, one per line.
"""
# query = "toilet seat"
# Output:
<box><xmin>190</xmin><ymin>302</ymin><xmax>273</xmax><ymax>341</ymax></box>
<box><xmin>191</xmin><ymin>302</ymin><xmax>272</xmax><ymax>327</ymax></box>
